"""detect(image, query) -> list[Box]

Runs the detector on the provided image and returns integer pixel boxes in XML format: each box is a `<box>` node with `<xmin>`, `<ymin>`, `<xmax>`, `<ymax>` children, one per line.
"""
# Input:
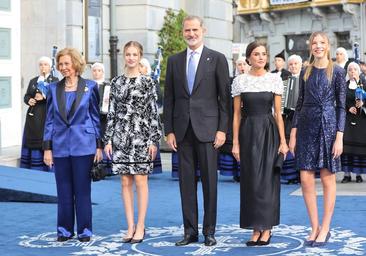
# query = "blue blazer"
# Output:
<box><xmin>43</xmin><ymin>77</ymin><xmax>102</xmax><ymax>157</ymax></box>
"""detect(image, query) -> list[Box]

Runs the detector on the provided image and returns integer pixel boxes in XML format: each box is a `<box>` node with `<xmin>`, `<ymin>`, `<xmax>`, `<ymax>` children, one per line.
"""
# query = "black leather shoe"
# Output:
<box><xmin>57</xmin><ymin>236</ymin><xmax>72</xmax><ymax>242</ymax></box>
<box><xmin>175</xmin><ymin>235</ymin><xmax>198</xmax><ymax>246</ymax></box>
<box><xmin>341</xmin><ymin>176</ymin><xmax>351</xmax><ymax>183</ymax></box>
<box><xmin>204</xmin><ymin>235</ymin><xmax>217</xmax><ymax>246</ymax></box>
<box><xmin>78</xmin><ymin>236</ymin><xmax>90</xmax><ymax>242</ymax></box>
<box><xmin>356</xmin><ymin>175</ymin><xmax>363</xmax><ymax>183</ymax></box>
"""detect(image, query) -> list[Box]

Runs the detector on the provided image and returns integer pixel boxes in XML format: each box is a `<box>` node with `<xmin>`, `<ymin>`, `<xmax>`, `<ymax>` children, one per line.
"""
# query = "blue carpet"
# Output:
<box><xmin>0</xmin><ymin>166</ymin><xmax>366</xmax><ymax>256</ymax></box>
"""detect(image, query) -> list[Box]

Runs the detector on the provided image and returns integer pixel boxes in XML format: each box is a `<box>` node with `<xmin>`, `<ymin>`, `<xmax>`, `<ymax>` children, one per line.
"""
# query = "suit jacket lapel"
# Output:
<box><xmin>192</xmin><ymin>46</ymin><xmax>209</xmax><ymax>94</ymax></box>
<box><xmin>56</xmin><ymin>79</ymin><xmax>68</xmax><ymax>124</ymax></box>
<box><xmin>69</xmin><ymin>76</ymin><xmax>85</xmax><ymax>120</ymax></box>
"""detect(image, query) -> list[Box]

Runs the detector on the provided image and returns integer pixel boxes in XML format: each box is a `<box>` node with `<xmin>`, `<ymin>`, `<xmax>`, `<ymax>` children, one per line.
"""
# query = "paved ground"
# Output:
<box><xmin>1</xmin><ymin>146</ymin><xmax>365</xmax><ymax>256</ymax></box>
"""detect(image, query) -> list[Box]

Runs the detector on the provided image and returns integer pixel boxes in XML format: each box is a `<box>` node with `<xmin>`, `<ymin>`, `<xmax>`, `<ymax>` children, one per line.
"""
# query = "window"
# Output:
<box><xmin>286</xmin><ymin>34</ymin><xmax>311</xmax><ymax>61</ymax></box>
<box><xmin>85</xmin><ymin>0</ymin><xmax>103</xmax><ymax>63</ymax></box>
<box><xmin>0</xmin><ymin>0</ymin><xmax>10</xmax><ymax>11</ymax></box>
<box><xmin>0</xmin><ymin>28</ymin><xmax>11</xmax><ymax>59</ymax></box>
<box><xmin>335</xmin><ymin>31</ymin><xmax>352</xmax><ymax>49</ymax></box>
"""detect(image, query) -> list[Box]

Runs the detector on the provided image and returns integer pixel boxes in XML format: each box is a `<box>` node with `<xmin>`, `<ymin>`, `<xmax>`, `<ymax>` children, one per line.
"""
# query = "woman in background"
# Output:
<box><xmin>219</xmin><ymin>56</ymin><xmax>250</xmax><ymax>182</ymax></box>
<box><xmin>91</xmin><ymin>62</ymin><xmax>112</xmax><ymax>175</ymax></box>
<box><xmin>104</xmin><ymin>41</ymin><xmax>161</xmax><ymax>244</ymax></box>
<box><xmin>289</xmin><ymin>32</ymin><xmax>346</xmax><ymax>246</ymax></box>
<box><xmin>43</xmin><ymin>48</ymin><xmax>103</xmax><ymax>242</ymax></box>
<box><xmin>335</xmin><ymin>47</ymin><xmax>350</xmax><ymax>71</ymax></box>
<box><xmin>341</xmin><ymin>62</ymin><xmax>366</xmax><ymax>183</ymax></box>
<box><xmin>21</xmin><ymin>56</ymin><xmax>58</xmax><ymax>171</ymax></box>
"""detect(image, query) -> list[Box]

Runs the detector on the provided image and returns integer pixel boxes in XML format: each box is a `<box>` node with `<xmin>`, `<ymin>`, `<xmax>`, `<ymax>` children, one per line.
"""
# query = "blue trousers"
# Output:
<box><xmin>54</xmin><ymin>155</ymin><xmax>94</xmax><ymax>236</ymax></box>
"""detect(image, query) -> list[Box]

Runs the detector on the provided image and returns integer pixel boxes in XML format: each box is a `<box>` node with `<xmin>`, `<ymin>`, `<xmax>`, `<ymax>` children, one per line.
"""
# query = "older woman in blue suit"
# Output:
<box><xmin>43</xmin><ymin>47</ymin><xmax>103</xmax><ymax>242</ymax></box>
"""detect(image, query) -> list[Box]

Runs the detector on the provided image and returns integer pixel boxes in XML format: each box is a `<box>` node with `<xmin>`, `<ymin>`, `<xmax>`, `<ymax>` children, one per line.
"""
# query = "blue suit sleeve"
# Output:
<box><xmin>89</xmin><ymin>82</ymin><xmax>102</xmax><ymax>148</ymax></box>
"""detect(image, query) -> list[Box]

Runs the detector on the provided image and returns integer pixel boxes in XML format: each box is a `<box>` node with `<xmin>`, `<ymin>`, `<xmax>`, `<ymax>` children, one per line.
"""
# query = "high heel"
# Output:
<box><xmin>304</xmin><ymin>228</ymin><xmax>320</xmax><ymax>246</ymax></box>
<box><xmin>245</xmin><ymin>231</ymin><xmax>262</xmax><ymax>246</ymax></box>
<box><xmin>312</xmin><ymin>231</ymin><xmax>331</xmax><ymax>247</ymax></box>
<box><xmin>257</xmin><ymin>231</ymin><xmax>272</xmax><ymax>246</ymax></box>
<box><xmin>130</xmin><ymin>229</ymin><xmax>145</xmax><ymax>244</ymax></box>
<box><xmin>122</xmin><ymin>227</ymin><xmax>136</xmax><ymax>243</ymax></box>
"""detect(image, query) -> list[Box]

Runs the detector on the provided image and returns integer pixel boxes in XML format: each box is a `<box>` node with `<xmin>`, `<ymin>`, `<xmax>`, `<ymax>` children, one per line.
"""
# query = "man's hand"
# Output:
<box><xmin>213</xmin><ymin>131</ymin><xmax>226</xmax><ymax>149</ymax></box>
<box><xmin>166</xmin><ymin>133</ymin><xmax>177</xmax><ymax>152</ymax></box>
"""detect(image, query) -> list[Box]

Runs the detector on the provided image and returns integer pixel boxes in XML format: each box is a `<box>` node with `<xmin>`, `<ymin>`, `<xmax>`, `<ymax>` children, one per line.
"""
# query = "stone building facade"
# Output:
<box><xmin>234</xmin><ymin>0</ymin><xmax>366</xmax><ymax>69</ymax></box>
<box><xmin>0</xmin><ymin>0</ymin><xmax>233</xmax><ymax>148</ymax></box>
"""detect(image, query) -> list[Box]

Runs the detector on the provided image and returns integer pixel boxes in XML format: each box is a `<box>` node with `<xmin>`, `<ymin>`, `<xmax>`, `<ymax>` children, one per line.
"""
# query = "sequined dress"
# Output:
<box><xmin>292</xmin><ymin>66</ymin><xmax>346</xmax><ymax>172</ymax></box>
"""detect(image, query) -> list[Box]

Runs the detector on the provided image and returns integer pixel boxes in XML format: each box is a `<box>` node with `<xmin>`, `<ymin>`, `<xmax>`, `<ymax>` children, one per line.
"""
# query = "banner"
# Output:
<box><xmin>270</xmin><ymin>0</ymin><xmax>308</xmax><ymax>5</ymax></box>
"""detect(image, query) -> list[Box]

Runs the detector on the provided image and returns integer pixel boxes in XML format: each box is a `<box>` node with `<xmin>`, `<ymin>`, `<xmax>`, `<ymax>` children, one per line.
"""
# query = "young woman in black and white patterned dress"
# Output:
<box><xmin>104</xmin><ymin>41</ymin><xmax>162</xmax><ymax>244</ymax></box>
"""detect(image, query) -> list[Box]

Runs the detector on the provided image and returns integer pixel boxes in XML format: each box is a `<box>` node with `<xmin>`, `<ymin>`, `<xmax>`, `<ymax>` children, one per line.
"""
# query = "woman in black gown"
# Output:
<box><xmin>232</xmin><ymin>41</ymin><xmax>288</xmax><ymax>246</ymax></box>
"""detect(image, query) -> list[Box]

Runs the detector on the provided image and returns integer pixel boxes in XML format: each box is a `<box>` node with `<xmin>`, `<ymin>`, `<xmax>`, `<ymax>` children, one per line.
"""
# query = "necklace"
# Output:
<box><xmin>65</xmin><ymin>79</ymin><xmax>77</xmax><ymax>88</ymax></box>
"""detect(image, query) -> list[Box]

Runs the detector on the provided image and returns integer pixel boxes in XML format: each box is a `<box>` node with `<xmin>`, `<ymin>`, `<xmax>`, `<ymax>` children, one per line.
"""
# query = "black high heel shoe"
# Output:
<box><xmin>245</xmin><ymin>231</ymin><xmax>262</xmax><ymax>246</ymax></box>
<box><xmin>130</xmin><ymin>229</ymin><xmax>145</xmax><ymax>244</ymax></box>
<box><xmin>258</xmin><ymin>231</ymin><xmax>272</xmax><ymax>246</ymax></box>
<box><xmin>122</xmin><ymin>228</ymin><xmax>136</xmax><ymax>243</ymax></box>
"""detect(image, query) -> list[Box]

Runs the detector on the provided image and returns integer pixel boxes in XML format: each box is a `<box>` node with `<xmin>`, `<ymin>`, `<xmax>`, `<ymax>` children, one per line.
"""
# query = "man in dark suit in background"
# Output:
<box><xmin>164</xmin><ymin>15</ymin><xmax>230</xmax><ymax>247</ymax></box>
<box><xmin>271</xmin><ymin>50</ymin><xmax>292</xmax><ymax>81</ymax></box>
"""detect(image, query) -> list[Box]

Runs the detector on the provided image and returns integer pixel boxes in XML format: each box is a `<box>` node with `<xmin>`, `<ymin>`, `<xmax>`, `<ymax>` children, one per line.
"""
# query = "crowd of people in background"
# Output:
<box><xmin>19</xmin><ymin>14</ymin><xmax>366</xmax><ymax>249</ymax></box>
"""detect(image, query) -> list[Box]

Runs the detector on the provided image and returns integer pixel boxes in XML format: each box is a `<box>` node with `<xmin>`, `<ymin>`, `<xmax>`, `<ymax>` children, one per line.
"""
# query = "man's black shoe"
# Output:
<box><xmin>78</xmin><ymin>236</ymin><xmax>91</xmax><ymax>242</ymax></box>
<box><xmin>204</xmin><ymin>235</ymin><xmax>217</xmax><ymax>246</ymax></box>
<box><xmin>175</xmin><ymin>235</ymin><xmax>198</xmax><ymax>246</ymax></box>
<box><xmin>57</xmin><ymin>236</ymin><xmax>71</xmax><ymax>242</ymax></box>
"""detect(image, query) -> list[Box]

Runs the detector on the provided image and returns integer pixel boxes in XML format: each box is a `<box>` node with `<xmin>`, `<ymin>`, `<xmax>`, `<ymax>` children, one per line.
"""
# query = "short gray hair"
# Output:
<box><xmin>347</xmin><ymin>62</ymin><xmax>361</xmax><ymax>75</ymax></box>
<box><xmin>182</xmin><ymin>15</ymin><xmax>204</xmax><ymax>28</ymax></box>
<box><xmin>336</xmin><ymin>47</ymin><xmax>349</xmax><ymax>61</ymax></box>
<box><xmin>288</xmin><ymin>54</ymin><xmax>302</xmax><ymax>64</ymax></box>
<box><xmin>91</xmin><ymin>62</ymin><xmax>105</xmax><ymax>73</ymax></box>
<box><xmin>140</xmin><ymin>58</ymin><xmax>152</xmax><ymax>75</ymax></box>
<box><xmin>38</xmin><ymin>56</ymin><xmax>52</xmax><ymax>66</ymax></box>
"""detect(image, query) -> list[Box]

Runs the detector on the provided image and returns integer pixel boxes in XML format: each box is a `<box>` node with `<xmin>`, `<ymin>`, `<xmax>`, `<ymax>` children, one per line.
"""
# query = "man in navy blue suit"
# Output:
<box><xmin>164</xmin><ymin>15</ymin><xmax>230</xmax><ymax>247</ymax></box>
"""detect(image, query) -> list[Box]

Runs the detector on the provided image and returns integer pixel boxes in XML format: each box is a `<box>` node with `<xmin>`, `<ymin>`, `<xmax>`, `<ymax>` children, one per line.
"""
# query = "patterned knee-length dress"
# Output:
<box><xmin>104</xmin><ymin>74</ymin><xmax>162</xmax><ymax>175</ymax></box>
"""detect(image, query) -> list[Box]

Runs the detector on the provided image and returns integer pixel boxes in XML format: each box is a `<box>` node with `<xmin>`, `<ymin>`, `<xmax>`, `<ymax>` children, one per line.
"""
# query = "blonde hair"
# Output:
<box><xmin>56</xmin><ymin>47</ymin><xmax>86</xmax><ymax>74</ymax></box>
<box><xmin>304</xmin><ymin>32</ymin><xmax>333</xmax><ymax>82</ymax></box>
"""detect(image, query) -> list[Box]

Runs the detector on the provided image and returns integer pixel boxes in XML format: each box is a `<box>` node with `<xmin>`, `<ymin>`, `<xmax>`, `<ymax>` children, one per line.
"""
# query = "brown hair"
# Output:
<box><xmin>123</xmin><ymin>41</ymin><xmax>143</xmax><ymax>56</ymax></box>
<box><xmin>245</xmin><ymin>41</ymin><xmax>268</xmax><ymax>66</ymax></box>
<box><xmin>304</xmin><ymin>32</ymin><xmax>333</xmax><ymax>82</ymax></box>
<box><xmin>56</xmin><ymin>47</ymin><xmax>86</xmax><ymax>74</ymax></box>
